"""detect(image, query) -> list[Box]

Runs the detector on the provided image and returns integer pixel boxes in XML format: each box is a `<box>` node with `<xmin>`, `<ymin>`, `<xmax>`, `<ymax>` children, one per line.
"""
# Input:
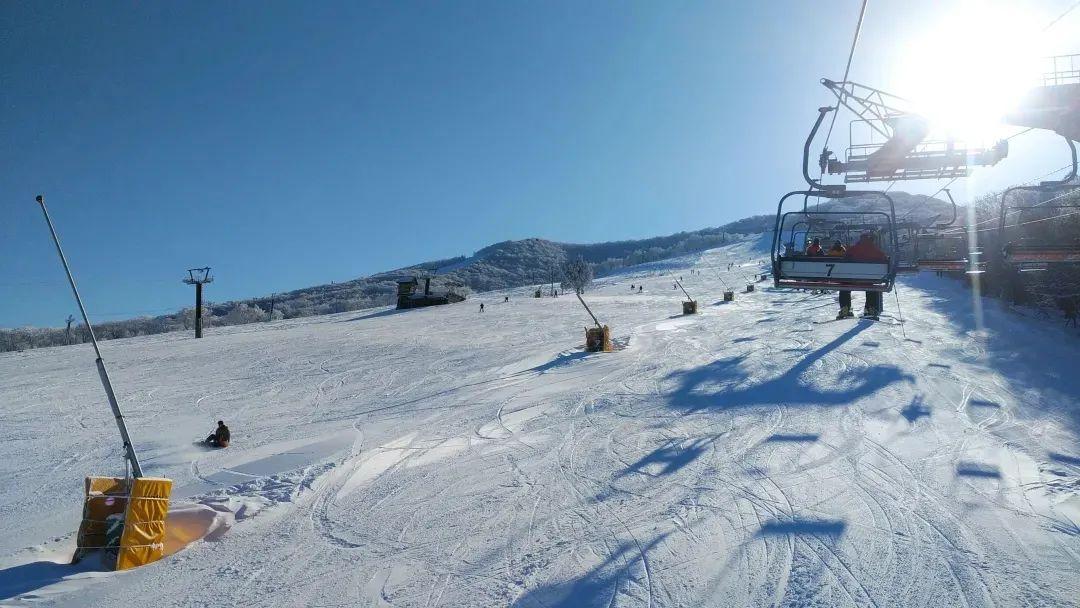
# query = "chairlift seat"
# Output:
<box><xmin>775</xmin><ymin>255</ymin><xmax>892</xmax><ymax>292</ymax></box>
<box><xmin>916</xmin><ymin>258</ymin><xmax>979</xmax><ymax>272</ymax></box>
<box><xmin>896</xmin><ymin>261</ymin><xmax>919</xmax><ymax>273</ymax></box>
<box><xmin>1003</xmin><ymin>243</ymin><xmax>1080</xmax><ymax>264</ymax></box>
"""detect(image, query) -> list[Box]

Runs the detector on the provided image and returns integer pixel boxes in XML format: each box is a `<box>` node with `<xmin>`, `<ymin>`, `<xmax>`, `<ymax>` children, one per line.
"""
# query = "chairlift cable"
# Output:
<box><xmin>957</xmin><ymin>206</ymin><xmax>1080</xmax><ymax>236</ymax></box>
<box><xmin>821</xmin><ymin>0</ymin><xmax>871</xmax><ymax>170</ymax></box>
<box><xmin>935</xmin><ymin>164</ymin><xmax>1077</xmax><ymax>234</ymax></box>
<box><xmin>1043</xmin><ymin>0</ymin><xmax>1080</xmax><ymax>31</ymax></box>
<box><xmin>1004</xmin><ymin>127</ymin><xmax>1035</xmax><ymax>141</ymax></box>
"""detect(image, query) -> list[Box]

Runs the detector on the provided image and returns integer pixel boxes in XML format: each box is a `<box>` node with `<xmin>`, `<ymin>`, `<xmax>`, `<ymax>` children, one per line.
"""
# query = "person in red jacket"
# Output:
<box><xmin>846</xmin><ymin>233</ymin><xmax>888</xmax><ymax>261</ymax></box>
<box><xmin>847</xmin><ymin>233</ymin><xmax>887</xmax><ymax>317</ymax></box>
<box><xmin>806</xmin><ymin>237</ymin><xmax>823</xmax><ymax>256</ymax></box>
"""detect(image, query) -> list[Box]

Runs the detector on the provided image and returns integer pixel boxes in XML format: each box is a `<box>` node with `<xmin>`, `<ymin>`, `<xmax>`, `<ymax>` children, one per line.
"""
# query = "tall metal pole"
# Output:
<box><xmin>195</xmin><ymin>282</ymin><xmax>203</xmax><ymax>338</ymax></box>
<box><xmin>35</xmin><ymin>195</ymin><xmax>144</xmax><ymax>478</ymax></box>
<box><xmin>675</xmin><ymin>279</ymin><xmax>694</xmax><ymax>302</ymax></box>
<box><xmin>576</xmin><ymin>292</ymin><xmax>602</xmax><ymax>329</ymax></box>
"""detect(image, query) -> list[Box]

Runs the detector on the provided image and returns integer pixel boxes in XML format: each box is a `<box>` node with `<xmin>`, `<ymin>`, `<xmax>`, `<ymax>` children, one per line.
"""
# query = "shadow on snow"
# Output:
<box><xmin>901</xmin><ymin>396</ymin><xmax>932</xmax><ymax>424</ymax></box>
<box><xmin>616</xmin><ymin>438</ymin><xmax>712</xmax><ymax>478</ymax></box>
<box><xmin>512</xmin><ymin>535</ymin><xmax>669</xmax><ymax>608</ymax></box>
<box><xmin>0</xmin><ymin>559</ymin><xmax>105</xmax><ymax>601</ymax></box>
<box><xmin>663</xmin><ymin>323</ymin><xmax>913</xmax><ymax>412</ymax></box>
<box><xmin>757</xmin><ymin>518</ymin><xmax>847</xmax><ymax>539</ymax></box>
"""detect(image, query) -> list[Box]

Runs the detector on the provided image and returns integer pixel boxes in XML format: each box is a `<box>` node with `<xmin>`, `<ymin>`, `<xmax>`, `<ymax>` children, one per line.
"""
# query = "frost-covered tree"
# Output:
<box><xmin>560</xmin><ymin>257</ymin><xmax>593</xmax><ymax>294</ymax></box>
<box><xmin>223</xmin><ymin>303</ymin><xmax>268</xmax><ymax>325</ymax></box>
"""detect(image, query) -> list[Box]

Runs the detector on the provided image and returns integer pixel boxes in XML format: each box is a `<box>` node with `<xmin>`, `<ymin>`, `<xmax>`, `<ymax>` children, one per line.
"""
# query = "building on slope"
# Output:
<box><xmin>396</xmin><ymin>276</ymin><xmax>466</xmax><ymax>310</ymax></box>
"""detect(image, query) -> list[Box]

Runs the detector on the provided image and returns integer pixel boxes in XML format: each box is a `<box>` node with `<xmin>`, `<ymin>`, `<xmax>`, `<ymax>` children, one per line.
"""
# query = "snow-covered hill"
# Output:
<box><xmin>2</xmin><ymin>235</ymin><xmax>1078</xmax><ymax>607</ymax></box>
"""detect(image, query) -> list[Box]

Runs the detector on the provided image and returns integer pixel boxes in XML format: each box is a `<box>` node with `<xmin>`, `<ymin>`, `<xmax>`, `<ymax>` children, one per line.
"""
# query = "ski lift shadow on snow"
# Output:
<box><xmin>662</xmin><ymin>323</ymin><xmax>914</xmax><ymax>412</ymax></box>
<box><xmin>510</xmin><ymin>533</ymin><xmax>671</xmax><ymax>608</ymax></box>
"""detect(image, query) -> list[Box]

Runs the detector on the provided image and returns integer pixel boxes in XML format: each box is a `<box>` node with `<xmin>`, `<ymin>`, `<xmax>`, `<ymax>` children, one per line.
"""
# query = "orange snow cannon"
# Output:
<box><xmin>73</xmin><ymin>476</ymin><xmax>173</xmax><ymax>570</ymax></box>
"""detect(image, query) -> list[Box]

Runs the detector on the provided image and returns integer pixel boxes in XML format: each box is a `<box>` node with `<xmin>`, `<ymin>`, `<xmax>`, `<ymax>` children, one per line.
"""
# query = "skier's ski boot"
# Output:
<box><xmin>836</xmin><ymin>306</ymin><xmax>854</xmax><ymax>319</ymax></box>
<box><xmin>861</xmin><ymin>307</ymin><xmax>879</xmax><ymax>320</ymax></box>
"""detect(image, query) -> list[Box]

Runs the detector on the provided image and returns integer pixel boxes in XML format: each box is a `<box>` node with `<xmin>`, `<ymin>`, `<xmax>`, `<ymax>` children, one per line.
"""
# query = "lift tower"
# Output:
<box><xmin>183</xmin><ymin>267</ymin><xmax>213</xmax><ymax>338</ymax></box>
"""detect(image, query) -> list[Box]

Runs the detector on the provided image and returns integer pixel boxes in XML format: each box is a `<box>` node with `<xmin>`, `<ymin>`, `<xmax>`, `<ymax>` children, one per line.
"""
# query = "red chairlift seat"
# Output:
<box><xmin>1002</xmin><ymin>241</ymin><xmax>1080</xmax><ymax>264</ymax></box>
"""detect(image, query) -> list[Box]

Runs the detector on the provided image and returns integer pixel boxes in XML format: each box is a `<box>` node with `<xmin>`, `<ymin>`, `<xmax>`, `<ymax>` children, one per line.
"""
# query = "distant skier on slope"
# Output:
<box><xmin>480</xmin><ymin>303</ymin><xmax>485</xmax><ymax>312</ymax></box>
<box><xmin>205</xmin><ymin>421</ymin><xmax>230</xmax><ymax>448</ymax></box>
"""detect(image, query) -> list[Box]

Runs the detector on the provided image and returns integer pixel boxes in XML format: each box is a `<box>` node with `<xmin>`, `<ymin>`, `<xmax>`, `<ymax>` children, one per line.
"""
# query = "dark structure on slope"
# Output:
<box><xmin>396</xmin><ymin>276</ymin><xmax>466</xmax><ymax>310</ymax></box>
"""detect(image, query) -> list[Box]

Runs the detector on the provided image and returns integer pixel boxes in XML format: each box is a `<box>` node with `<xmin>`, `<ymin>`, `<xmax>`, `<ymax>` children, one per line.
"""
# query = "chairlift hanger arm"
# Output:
<box><xmin>802</xmin><ymin>107</ymin><xmax>846</xmax><ymax>193</ymax></box>
<box><xmin>934</xmin><ymin>188</ymin><xmax>959</xmax><ymax>229</ymax></box>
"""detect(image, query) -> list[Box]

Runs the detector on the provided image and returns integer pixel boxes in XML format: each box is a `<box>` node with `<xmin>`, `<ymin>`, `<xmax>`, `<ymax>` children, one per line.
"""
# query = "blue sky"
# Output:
<box><xmin>2</xmin><ymin>0</ymin><xmax>1076</xmax><ymax>327</ymax></box>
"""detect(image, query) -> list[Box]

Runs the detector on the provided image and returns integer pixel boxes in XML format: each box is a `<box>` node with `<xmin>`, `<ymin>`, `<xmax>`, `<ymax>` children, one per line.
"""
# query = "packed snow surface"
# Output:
<box><xmin>2</xmin><ymin>236</ymin><xmax>1080</xmax><ymax>607</ymax></box>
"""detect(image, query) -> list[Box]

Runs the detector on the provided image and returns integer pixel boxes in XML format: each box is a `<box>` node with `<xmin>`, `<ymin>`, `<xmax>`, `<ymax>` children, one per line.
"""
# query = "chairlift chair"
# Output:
<box><xmin>998</xmin><ymin>137</ymin><xmax>1080</xmax><ymax>266</ymax></box>
<box><xmin>771</xmin><ymin>105</ymin><xmax>899</xmax><ymax>293</ymax></box>
<box><xmin>914</xmin><ymin>233</ymin><xmax>985</xmax><ymax>272</ymax></box>
<box><xmin>997</xmin><ymin>54</ymin><xmax>1080</xmax><ymax>266</ymax></box>
<box><xmin>773</xmin><ymin>206</ymin><xmax>897</xmax><ymax>292</ymax></box>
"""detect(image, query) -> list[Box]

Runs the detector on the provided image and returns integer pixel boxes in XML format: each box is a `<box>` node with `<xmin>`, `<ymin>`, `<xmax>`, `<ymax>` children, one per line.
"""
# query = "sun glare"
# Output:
<box><xmin>893</xmin><ymin>2</ymin><xmax>1047</xmax><ymax>143</ymax></box>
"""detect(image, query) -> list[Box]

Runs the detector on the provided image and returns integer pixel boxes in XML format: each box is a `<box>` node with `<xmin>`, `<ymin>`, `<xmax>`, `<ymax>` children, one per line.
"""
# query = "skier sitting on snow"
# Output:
<box><xmin>206</xmin><ymin>421</ymin><xmax>230</xmax><ymax>448</ymax></box>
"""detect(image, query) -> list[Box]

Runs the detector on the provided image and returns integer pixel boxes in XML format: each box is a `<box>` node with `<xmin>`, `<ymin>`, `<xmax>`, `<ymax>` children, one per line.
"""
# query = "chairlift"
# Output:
<box><xmin>998</xmin><ymin>137</ymin><xmax>1080</xmax><ymax>266</ymax></box>
<box><xmin>997</xmin><ymin>54</ymin><xmax>1080</xmax><ymax>265</ymax></box>
<box><xmin>771</xmin><ymin>106</ymin><xmax>899</xmax><ymax>293</ymax></box>
<box><xmin>892</xmin><ymin>223</ymin><xmax>921</xmax><ymax>273</ymax></box>
<box><xmin>914</xmin><ymin>233</ymin><xmax>985</xmax><ymax>272</ymax></box>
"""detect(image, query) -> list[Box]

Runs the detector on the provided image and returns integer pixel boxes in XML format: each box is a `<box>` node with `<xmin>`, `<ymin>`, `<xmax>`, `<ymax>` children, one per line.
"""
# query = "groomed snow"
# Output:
<box><xmin>2</xmin><ymin>236</ymin><xmax>1079</xmax><ymax>607</ymax></box>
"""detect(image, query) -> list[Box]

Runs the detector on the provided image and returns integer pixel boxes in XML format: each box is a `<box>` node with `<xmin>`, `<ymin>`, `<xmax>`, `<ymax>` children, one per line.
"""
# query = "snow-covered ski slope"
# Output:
<box><xmin>3</xmin><ymin>235</ymin><xmax>1080</xmax><ymax>607</ymax></box>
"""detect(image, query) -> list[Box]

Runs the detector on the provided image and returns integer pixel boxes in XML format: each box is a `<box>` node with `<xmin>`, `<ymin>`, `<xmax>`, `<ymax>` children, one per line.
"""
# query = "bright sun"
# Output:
<box><xmin>892</xmin><ymin>2</ymin><xmax>1048</xmax><ymax>143</ymax></box>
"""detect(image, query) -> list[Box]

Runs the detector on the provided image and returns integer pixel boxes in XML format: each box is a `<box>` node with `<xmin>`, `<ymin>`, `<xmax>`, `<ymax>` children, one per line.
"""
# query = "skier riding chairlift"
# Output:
<box><xmin>846</xmin><ymin>233</ymin><xmax>887</xmax><ymax>318</ymax></box>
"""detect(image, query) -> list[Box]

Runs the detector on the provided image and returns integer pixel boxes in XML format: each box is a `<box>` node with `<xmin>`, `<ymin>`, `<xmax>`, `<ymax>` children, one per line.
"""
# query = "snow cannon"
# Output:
<box><xmin>585</xmin><ymin>325</ymin><xmax>613</xmax><ymax>352</ymax></box>
<box><xmin>675</xmin><ymin>279</ymin><xmax>698</xmax><ymax>315</ymax></box>
<box><xmin>575</xmin><ymin>292</ymin><xmax>612</xmax><ymax>352</ymax></box>
<box><xmin>73</xmin><ymin>476</ymin><xmax>173</xmax><ymax>570</ymax></box>
<box><xmin>35</xmin><ymin>195</ymin><xmax>174</xmax><ymax>572</ymax></box>
<box><xmin>723</xmin><ymin>290</ymin><xmax>735</xmax><ymax>302</ymax></box>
